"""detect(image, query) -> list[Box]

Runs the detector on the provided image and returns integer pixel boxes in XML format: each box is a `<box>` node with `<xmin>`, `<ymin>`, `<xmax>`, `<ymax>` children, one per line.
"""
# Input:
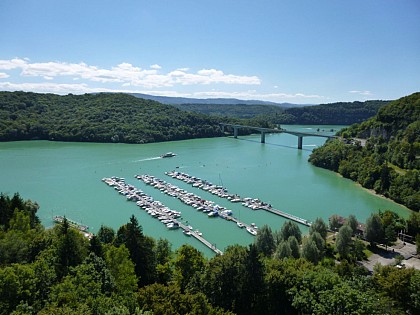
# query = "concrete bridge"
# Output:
<box><xmin>220</xmin><ymin>123</ymin><xmax>337</xmax><ymax>149</ymax></box>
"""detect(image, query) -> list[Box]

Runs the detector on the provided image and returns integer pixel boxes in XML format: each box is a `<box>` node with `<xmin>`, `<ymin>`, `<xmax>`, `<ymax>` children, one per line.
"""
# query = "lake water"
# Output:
<box><xmin>0</xmin><ymin>125</ymin><xmax>410</xmax><ymax>256</ymax></box>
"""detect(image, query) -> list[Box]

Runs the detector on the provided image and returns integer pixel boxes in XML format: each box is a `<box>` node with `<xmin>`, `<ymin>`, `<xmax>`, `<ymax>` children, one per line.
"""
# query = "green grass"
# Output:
<box><xmin>387</xmin><ymin>162</ymin><xmax>407</xmax><ymax>175</ymax></box>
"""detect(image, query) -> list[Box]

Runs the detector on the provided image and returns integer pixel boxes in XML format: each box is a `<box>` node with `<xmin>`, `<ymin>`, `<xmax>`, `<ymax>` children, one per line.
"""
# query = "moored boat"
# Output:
<box><xmin>246</xmin><ymin>226</ymin><xmax>258</xmax><ymax>236</ymax></box>
<box><xmin>237</xmin><ymin>222</ymin><xmax>245</xmax><ymax>228</ymax></box>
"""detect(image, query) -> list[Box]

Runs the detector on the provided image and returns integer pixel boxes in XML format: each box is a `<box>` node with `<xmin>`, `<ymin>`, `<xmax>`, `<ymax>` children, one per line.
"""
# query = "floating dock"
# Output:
<box><xmin>102</xmin><ymin>176</ymin><xmax>223</xmax><ymax>255</ymax></box>
<box><xmin>166</xmin><ymin>171</ymin><xmax>312</xmax><ymax>227</ymax></box>
<box><xmin>136</xmin><ymin>174</ymin><xmax>258</xmax><ymax>236</ymax></box>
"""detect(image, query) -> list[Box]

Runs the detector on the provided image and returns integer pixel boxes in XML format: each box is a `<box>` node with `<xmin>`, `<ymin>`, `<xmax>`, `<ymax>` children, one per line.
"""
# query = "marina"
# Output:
<box><xmin>102</xmin><ymin>176</ymin><xmax>223</xmax><ymax>255</ymax></box>
<box><xmin>166</xmin><ymin>171</ymin><xmax>312</xmax><ymax>227</ymax></box>
<box><xmin>136</xmin><ymin>174</ymin><xmax>259</xmax><ymax>236</ymax></box>
<box><xmin>0</xmin><ymin>129</ymin><xmax>410</xmax><ymax>256</ymax></box>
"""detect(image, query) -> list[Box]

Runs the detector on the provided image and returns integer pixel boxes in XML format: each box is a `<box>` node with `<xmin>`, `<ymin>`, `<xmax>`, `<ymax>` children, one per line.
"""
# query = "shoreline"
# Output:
<box><xmin>333</xmin><ymin>172</ymin><xmax>412</xmax><ymax>214</ymax></box>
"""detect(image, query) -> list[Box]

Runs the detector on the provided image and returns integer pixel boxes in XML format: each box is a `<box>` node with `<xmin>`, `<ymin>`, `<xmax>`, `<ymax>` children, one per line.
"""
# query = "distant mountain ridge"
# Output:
<box><xmin>129</xmin><ymin>93</ymin><xmax>311</xmax><ymax>108</ymax></box>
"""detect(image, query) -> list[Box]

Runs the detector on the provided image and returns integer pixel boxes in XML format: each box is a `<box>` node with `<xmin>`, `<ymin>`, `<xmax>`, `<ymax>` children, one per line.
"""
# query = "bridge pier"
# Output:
<box><xmin>233</xmin><ymin>127</ymin><xmax>238</xmax><ymax>138</ymax></box>
<box><xmin>260</xmin><ymin>131</ymin><xmax>266</xmax><ymax>143</ymax></box>
<box><xmin>298</xmin><ymin>136</ymin><xmax>303</xmax><ymax>150</ymax></box>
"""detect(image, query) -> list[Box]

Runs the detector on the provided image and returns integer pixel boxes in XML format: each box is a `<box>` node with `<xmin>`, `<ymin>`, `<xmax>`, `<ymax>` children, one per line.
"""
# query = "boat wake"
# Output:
<box><xmin>303</xmin><ymin>144</ymin><xmax>318</xmax><ymax>147</ymax></box>
<box><xmin>134</xmin><ymin>157</ymin><xmax>161</xmax><ymax>162</ymax></box>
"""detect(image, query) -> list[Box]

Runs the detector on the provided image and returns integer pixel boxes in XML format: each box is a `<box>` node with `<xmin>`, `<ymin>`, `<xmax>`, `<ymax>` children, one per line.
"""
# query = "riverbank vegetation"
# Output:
<box><xmin>1</xmin><ymin>192</ymin><xmax>420</xmax><ymax>314</ymax></box>
<box><xmin>309</xmin><ymin>92</ymin><xmax>420</xmax><ymax>211</ymax></box>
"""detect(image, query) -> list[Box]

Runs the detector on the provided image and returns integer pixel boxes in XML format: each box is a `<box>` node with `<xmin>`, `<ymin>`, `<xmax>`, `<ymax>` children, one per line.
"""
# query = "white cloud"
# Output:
<box><xmin>0</xmin><ymin>58</ymin><xmax>27</xmax><ymax>70</ymax></box>
<box><xmin>0</xmin><ymin>57</ymin><xmax>327</xmax><ymax>103</ymax></box>
<box><xmin>0</xmin><ymin>81</ymin><xmax>97</xmax><ymax>94</ymax></box>
<box><xmin>193</xmin><ymin>90</ymin><xmax>323</xmax><ymax>100</ymax></box>
<box><xmin>0</xmin><ymin>80</ymin><xmax>323</xmax><ymax>103</ymax></box>
<box><xmin>349</xmin><ymin>90</ymin><xmax>372</xmax><ymax>96</ymax></box>
<box><xmin>0</xmin><ymin>58</ymin><xmax>261</xmax><ymax>88</ymax></box>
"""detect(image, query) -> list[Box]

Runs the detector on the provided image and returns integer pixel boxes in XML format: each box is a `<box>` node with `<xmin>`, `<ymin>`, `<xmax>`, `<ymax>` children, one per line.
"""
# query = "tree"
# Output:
<box><xmin>173</xmin><ymin>244</ymin><xmax>205</xmax><ymax>292</ymax></box>
<box><xmin>55</xmin><ymin>218</ymin><xmax>89</xmax><ymax>278</ymax></box>
<box><xmin>238</xmin><ymin>244</ymin><xmax>265</xmax><ymax>315</ymax></box>
<box><xmin>89</xmin><ymin>235</ymin><xmax>103</xmax><ymax>258</ymax></box>
<box><xmin>302</xmin><ymin>239</ymin><xmax>321</xmax><ymax>264</ymax></box>
<box><xmin>288</xmin><ymin>236</ymin><xmax>300</xmax><ymax>259</ymax></box>
<box><xmin>347</xmin><ymin>214</ymin><xmax>358</xmax><ymax>235</ymax></box>
<box><xmin>201</xmin><ymin>245</ymin><xmax>248</xmax><ymax>313</ymax></box>
<box><xmin>364</xmin><ymin>213</ymin><xmax>384</xmax><ymax>246</ymax></box>
<box><xmin>115</xmin><ymin>216</ymin><xmax>156</xmax><ymax>286</ymax></box>
<box><xmin>155</xmin><ymin>238</ymin><xmax>173</xmax><ymax>285</ymax></box>
<box><xmin>49</xmin><ymin>254</ymin><xmax>115</xmax><ymax>310</ymax></box>
<box><xmin>0</xmin><ymin>263</ymin><xmax>36</xmax><ymax>315</ymax></box>
<box><xmin>384</xmin><ymin>224</ymin><xmax>397</xmax><ymax>249</ymax></box>
<box><xmin>254</xmin><ymin>224</ymin><xmax>275</xmax><ymax>256</ymax></box>
<box><xmin>407</xmin><ymin>212</ymin><xmax>420</xmax><ymax>237</ymax></box>
<box><xmin>137</xmin><ymin>283</ymin><xmax>231</xmax><ymax>315</ymax></box>
<box><xmin>309</xmin><ymin>232</ymin><xmax>325</xmax><ymax>260</ymax></box>
<box><xmin>277</xmin><ymin>221</ymin><xmax>302</xmax><ymax>244</ymax></box>
<box><xmin>314</xmin><ymin>280</ymin><xmax>391</xmax><ymax>315</ymax></box>
<box><xmin>104</xmin><ymin>244</ymin><xmax>137</xmax><ymax>296</ymax></box>
<box><xmin>329</xmin><ymin>214</ymin><xmax>341</xmax><ymax>231</ymax></box>
<box><xmin>97</xmin><ymin>225</ymin><xmax>115</xmax><ymax>244</ymax></box>
<box><xmin>373</xmin><ymin>264</ymin><xmax>415</xmax><ymax>309</ymax></box>
<box><xmin>410</xmin><ymin>270</ymin><xmax>420</xmax><ymax>313</ymax></box>
<box><xmin>275</xmin><ymin>241</ymin><xmax>292</xmax><ymax>259</ymax></box>
<box><xmin>335</xmin><ymin>225</ymin><xmax>353</xmax><ymax>258</ymax></box>
<box><xmin>310</xmin><ymin>217</ymin><xmax>328</xmax><ymax>240</ymax></box>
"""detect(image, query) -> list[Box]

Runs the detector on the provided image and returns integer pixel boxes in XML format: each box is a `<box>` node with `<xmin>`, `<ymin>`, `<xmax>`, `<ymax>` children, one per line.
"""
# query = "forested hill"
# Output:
<box><xmin>0</xmin><ymin>92</ymin><xmax>228</xmax><ymax>143</ymax></box>
<box><xmin>173</xmin><ymin>103</ymin><xmax>285</xmax><ymax>119</ymax></box>
<box><xmin>173</xmin><ymin>100</ymin><xmax>389</xmax><ymax>124</ymax></box>
<box><xmin>280</xmin><ymin>100</ymin><xmax>389</xmax><ymax>125</ymax></box>
<box><xmin>309</xmin><ymin>92</ymin><xmax>420</xmax><ymax>211</ymax></box>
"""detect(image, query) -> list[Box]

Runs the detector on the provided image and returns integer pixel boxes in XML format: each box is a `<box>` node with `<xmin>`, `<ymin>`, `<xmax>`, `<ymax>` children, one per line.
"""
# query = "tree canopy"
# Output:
<box><xmin>1</xmin><ymin>192</ymin><xmax>420</xmax><ymax>314</ymax></box>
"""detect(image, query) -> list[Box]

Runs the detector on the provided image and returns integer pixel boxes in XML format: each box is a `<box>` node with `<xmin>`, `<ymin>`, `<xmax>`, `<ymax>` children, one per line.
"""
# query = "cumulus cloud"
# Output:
<box><xmin>0</xmin><ymin>58</ymin><xmax>327</xmax><ymax>102</ymax></box>
<box><xmin>0</xmin><ymin>58</ymin><xmax>261</xmax><ymax>88</ymax></box>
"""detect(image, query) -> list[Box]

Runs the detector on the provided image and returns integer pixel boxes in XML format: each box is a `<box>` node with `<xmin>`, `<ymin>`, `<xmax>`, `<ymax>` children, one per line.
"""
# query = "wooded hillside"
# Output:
<box><xmin>0</xmin><ymin>92</ymin><xmax>226</xmax><ymax>143</ymax></box>
<box><xmin>309</xmin><ymin>93</ymin><xmax>420</xmax><ymax>211</ymax></box>
<box><xmin>174</xmin><ymin>100</ymin><xmax>388</xmax><ymax>125</ymax></box>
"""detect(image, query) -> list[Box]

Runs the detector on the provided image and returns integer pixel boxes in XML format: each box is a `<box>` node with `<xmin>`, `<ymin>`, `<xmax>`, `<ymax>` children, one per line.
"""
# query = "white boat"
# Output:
<box><xmin>161</xmin><ymin>152</ymin><xmax>177</xmax><ymax>158</ymax></box>
<box><xmin>183</xmin><ymin>230</ymin><xmax>192</xmax><ymax>236</ymax></box>
<box><xmin>166</xmin><ymin>222</ymin><xmax>179</xmax><ymax>229</ymax></box>
<box><xmin>237</xmin><ymin>222</ymin><xmax>245</xmax><ymax>228</ymax></box>
<box><xmin>246</xmin><ymin>226</ymin><xmax>258</xmax><ymax>236</ymax></box>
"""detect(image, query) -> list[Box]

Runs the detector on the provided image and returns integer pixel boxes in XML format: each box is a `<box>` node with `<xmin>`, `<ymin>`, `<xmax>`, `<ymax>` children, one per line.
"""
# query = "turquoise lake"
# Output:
<box><xmin>0</xmin><ymin>125</ymin><xmax>411</xmax><ymax>256</ymax></box>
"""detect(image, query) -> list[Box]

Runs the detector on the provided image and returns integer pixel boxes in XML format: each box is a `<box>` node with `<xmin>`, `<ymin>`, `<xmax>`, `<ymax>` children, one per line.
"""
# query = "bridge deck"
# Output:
<box><xmin>220</xmin><ymin>123</ymin><xmax>337</xmax><ymax>138</ymax></box>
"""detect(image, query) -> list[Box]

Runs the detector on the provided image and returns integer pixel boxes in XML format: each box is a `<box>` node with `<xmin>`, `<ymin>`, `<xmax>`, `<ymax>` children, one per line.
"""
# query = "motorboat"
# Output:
<box><xmin>246</xmin><ymin>226</ymin><xmax>258</xmax><ymax>236</ymax></box>
<box><xmin>161</xmin><ymin>152</ymin><xmax>177</xmax><ymax>158</ymax></box>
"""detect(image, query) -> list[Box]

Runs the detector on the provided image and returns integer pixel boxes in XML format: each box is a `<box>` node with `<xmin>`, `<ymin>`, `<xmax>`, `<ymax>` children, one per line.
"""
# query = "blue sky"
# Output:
<box><xmin>0</xmin><ymin>0</ymin><xmax>419</xmax><ymax>104</ymax></box>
